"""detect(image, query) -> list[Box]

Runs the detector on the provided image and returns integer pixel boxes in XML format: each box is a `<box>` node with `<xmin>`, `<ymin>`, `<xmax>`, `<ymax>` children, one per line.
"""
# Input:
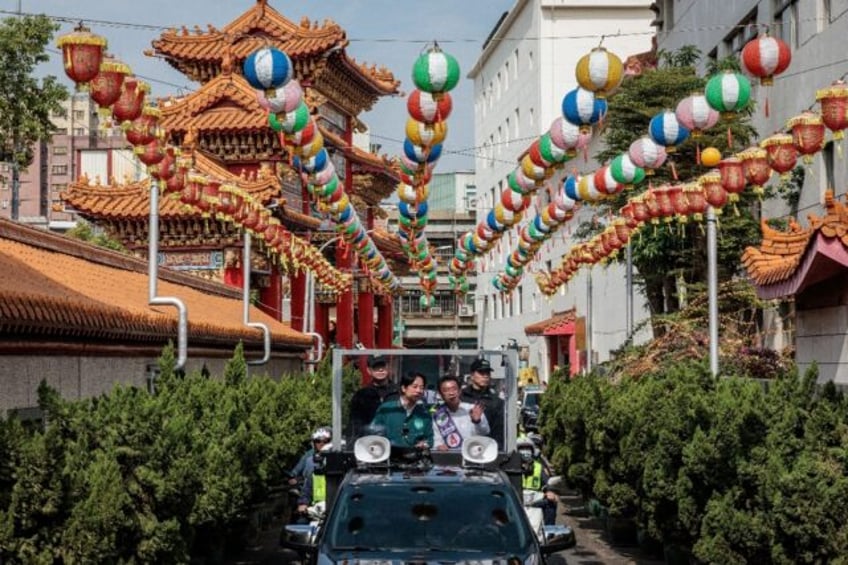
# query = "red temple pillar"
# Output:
<box><xmin>223</xmin><ymin>265</ymin><xmax>242</xmax><ymax>288</ymax></box>
<box><xmin>336</xmin><ymin>245</ymin><xmax>354</xmax><ymax>348</ymax></box>
<box><xmin>258</xmin><ymin>268</ymin><xmax>282</xmax><ymax>321</ymax></box>
<box><xmin>290</xmin><ymin>272</ymin><xmax>307</xmax><ymax>332</ymax></box>
<box><xmin>315</xmin><ymin>302</ymin><xmax>330</xmax><ymax>345</ymax></box>
<box><xmin>376</xmin><ymin>294</ymin><xmax>394</xmax><ymax>348</ymax></box>
<box><xmin>357</xmin><ymin>283</ymin><xmax>375</xmax><ymax>349</ymax></box>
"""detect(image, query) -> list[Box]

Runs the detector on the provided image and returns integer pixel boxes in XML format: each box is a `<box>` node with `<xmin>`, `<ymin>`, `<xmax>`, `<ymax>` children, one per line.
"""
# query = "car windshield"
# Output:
<box><xmin>324</xmin><ymin>480</ymin><xmax>533</xmax><ymax>555</ymax></box>
<box><xmin>523</xmin><ymin>392</ymin><xmax>541</xmax><ymax>409</ymax></box>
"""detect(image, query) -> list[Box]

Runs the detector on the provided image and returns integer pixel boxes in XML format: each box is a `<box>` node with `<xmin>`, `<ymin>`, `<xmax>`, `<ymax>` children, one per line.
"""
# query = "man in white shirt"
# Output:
<box><xmin>432</xmin><ymin>375</ymin><xmax>490</xmax><ymax>451</ymax></box>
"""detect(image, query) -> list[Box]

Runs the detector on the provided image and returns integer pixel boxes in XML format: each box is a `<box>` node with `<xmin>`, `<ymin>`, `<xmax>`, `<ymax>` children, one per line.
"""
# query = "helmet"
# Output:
<box><xmin>311</xmin><ymin>426</ymin><xmax>332</xmax><ymax>442</ymax></box>
<box><xmin>516</xmin><ymin>436</ymin><xmax>538</xmax><ymax>461</ymax></box>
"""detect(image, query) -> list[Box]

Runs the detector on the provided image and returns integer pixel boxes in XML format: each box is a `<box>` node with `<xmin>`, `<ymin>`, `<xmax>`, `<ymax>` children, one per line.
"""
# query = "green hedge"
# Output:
<box><xmin>0</xmin><ymin>343</ymin><xmax>359</xmax><ymax>563</ymax></box>
<box><xmin>540</xmin><ymin>360</ymin><xmax>848</xmax><ymax>563</ymax></box>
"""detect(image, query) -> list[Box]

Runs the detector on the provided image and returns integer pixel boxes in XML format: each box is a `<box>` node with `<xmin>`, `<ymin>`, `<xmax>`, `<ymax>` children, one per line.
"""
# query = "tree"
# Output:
<box><xmin>580</xmin><ymin>46</ymin><xmax>761</xmax><ymax>336</ymax></box>
<box><xmin>0</xmin><ymin>15</ymin><xmax>68</xmax><ymax>220</ymax></box>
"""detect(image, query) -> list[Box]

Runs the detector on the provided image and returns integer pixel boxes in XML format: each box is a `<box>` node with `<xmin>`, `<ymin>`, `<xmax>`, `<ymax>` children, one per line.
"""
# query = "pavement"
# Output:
<box><xmin>223</xmin><ymin>490</ymin><xmax>668</xmax><ymax>565</ymax></box>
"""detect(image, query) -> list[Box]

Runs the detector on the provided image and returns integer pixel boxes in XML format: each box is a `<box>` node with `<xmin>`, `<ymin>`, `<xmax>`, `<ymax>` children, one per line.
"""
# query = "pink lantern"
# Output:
<box><xmin>675</xmin><ymin>94</ymin><xmax>719</xmax><ymax>138</ymax></box>
<box><xmin>629</xmin><ymin>136</ymin><xmax>667</xmax><ymax>175</ymax></box>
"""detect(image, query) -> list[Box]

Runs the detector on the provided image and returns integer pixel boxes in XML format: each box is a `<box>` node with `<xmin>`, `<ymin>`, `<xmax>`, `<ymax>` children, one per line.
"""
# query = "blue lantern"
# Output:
<box><xmin>563</xmin><ymin>175</ymin><xmax>581</xmax><ymax>201</ymax></box>
<box><xmin>403</xmin><ymin>139</ymin><xmax>442</xmax><ymax>164</ymax></box>
<box><xmin>243</xmin><ymin>47</ymin><xmax>293</xmax><ymax>94</ymax></box>
<box><xmin>649</xmin><ymin>110</ymin><xmax>690</xmax><ymax>152</ymax></box>
<box><xmin>296</xmin><ymin>148</ymin><xmax>329</xmax><ymax>174</ymax></box>
<box><xmin>561</xmin><ymin>87</ymin><xmax>607</xmax><ymax>132</ymax></box>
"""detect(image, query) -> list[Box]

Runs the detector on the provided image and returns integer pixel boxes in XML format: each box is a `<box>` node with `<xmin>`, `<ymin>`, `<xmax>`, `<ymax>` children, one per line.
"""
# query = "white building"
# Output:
<box><xmin>469</xmin><ymin>0</ymin><xmax>655</xmax><ymax>380</ymax></box>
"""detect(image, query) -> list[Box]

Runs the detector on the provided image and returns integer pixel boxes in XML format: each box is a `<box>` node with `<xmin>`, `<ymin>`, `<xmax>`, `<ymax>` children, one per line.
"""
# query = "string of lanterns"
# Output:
<box><xmin>247</xmin><ymin>46</ymin><xmax>402</xmax><ymax>295</ymax></box>
<box><xmin>497</xmin><ymin>30</ymin><xmax>798</xmax><ymax>295</ymax></box>
<box><xmin>395</xmin><ymin>45</ymin><xmax>459</xmax><ymax>309</ymax></box>
<box><xmin>56</xmin><ymin>26</ymin><xmax>351</xmax><ymax>293</ymax></box>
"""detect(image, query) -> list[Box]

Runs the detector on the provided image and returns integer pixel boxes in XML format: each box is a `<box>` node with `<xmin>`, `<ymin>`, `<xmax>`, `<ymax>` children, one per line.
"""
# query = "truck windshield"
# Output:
<box><xmin>324</xmin><ymin>481</ymin><xmax>533</xmax><ymax>555</ymax></box>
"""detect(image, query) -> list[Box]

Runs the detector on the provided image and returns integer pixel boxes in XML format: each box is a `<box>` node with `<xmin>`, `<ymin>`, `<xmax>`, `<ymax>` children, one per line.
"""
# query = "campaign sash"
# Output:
<box><xmin>434</xmin><ymin>404</ymin><xmax>463</xmax><ymax>449</ymax></box>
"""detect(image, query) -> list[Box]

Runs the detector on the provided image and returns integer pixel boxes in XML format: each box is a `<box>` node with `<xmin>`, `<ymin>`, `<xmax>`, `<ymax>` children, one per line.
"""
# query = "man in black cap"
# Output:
<box><xmin>461</xmin><ymin>357</ymin><xmax>505</xmax><ymax>448</ymax></box>
<box><xmin>350</xmin><ymin>355</ymin><xmax>398</xmax><ymax>438</ymax></box>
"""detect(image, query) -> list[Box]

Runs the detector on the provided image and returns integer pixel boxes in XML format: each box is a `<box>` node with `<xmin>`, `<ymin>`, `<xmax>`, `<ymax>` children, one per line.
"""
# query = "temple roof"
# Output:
<box><xmin>60</xmin><ymin>150</ymin><xmax>279</xmax><ymax>221</ymax></box>
<box><xmin>525</xmin><ymin>308</ymin><xmax>576</xmax><ymax>336</ymax></box>
<box><xmin>0</xmin><ymin>218</ymin><xmax>311</xmax><ymax>349</ymax></box>
<box><xmin>742</xmin><ymin>190</ymin><xmax>848</xmax><ymax>299</ymax></box>
<box><xmin>148</xmin><ymin>0</ymin><xmax>399</xmax><ymax>98</ymax></box>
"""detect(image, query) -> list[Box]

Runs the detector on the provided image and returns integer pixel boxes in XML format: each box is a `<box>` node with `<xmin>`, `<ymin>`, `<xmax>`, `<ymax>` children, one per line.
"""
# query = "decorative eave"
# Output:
<box><xmin>60</xmin><ymin>150</ymin><xmax>279</xmax><ymax>222</ymax></box>
<box><xmin>147</xmin><ymin>0</ymin><xmax>399</xmax><ymax>100</ymax></box>
<box><xmin>525</xmin><ymin>308</ymin><xmax>577</xmax><ymax>336</ymax></box>
<box><xmin>158</xmin><ymin>72</ymin><xmax>271</xmax><ymax>136</ymax></box>
<box><xmin>742</xmin><ymin>190</ymin><xmax>848</xmax><ymax>299</ymax></box>
<box><xmin>0</xmin><ymin>217</ymin><xmax>311</xmax><ymax>349</ymax></box>
<box><xmin>318</xmin><ymin>125</ymin><xmax>399</xmax><ymax>204</ymax></box>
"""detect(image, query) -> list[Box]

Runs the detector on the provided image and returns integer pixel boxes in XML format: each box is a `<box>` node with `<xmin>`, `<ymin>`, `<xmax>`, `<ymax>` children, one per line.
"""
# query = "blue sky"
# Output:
<box><xmin>12</xmin><ymin>0</ymin><xmax>516</xmax><ymax>171</ymax></box>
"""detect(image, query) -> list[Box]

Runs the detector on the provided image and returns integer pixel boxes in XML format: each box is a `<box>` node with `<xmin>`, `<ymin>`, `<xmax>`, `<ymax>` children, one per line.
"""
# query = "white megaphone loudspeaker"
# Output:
<box><xmin>462</xmin><ymin>435</ymin><xmax>498</xmax><ymax>465</ymax></box>
<box><xmin>354</xmin><ymin>435</ymin><xmax>391</xmax><ymax>464</ymax></box>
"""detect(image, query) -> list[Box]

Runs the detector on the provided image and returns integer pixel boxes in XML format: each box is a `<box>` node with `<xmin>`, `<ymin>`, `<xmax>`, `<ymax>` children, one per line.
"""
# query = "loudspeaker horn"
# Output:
<box><xmin>462</xmin><ymin>435</ymin><xmax>498</xmax><ymax>465</ymax></box>
<box><xmin>354</xmin><ymin>435</ymin><xmax>391</xmax><ymax>464</ymax></box>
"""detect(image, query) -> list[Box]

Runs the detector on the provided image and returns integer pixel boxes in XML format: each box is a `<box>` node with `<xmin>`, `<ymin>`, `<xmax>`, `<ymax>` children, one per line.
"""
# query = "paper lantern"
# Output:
<box><xmin>56</xmin><ymin>23</ymin><xmax>106</xmax><ymax>87</ymax></box>
<box><xmin>243</xmin><ymin>47</ymin><xmax>293</xmax><ymax>95</ymax></box>
<box><xmin>700</xmin><ymin>146</ymin><xmax>722</xmax><ymax>167</ymax></box>
<box><xmin>675</xmin><ymin>94</ymin><xmax>719</xmax><ymax>138</ymax></box>
<box><xmin>278</xmin><ymin>101</ymin><xmax>311</xmax><ymax>135</ymax></box>
<box><xmin>740</xmin><ymin>34</ymin><xmax>791</xmax><ymax>86</ymax></box>
<box><xmin>577</xmin><ymin>174</ymin><xmax>603</xmax><ymax>202</ymax></box>
<box><xmin>148</xmin><ymin>146</ymin><xmax>177</xmax><ymax>182</ymax></box>
<box><xmin>737</xmin><ymin>146</ymin><xmax>772</xmax><ymax>195</ymax></box>
<box><xmin>412</xmin><ymin>48</ymin><xmax>460</xmax><ymax>94</ymax></box>
<box><xmin>563</xmin><ymin>175</ymin><xmax>581</xmax><ymax>201</ymax></box>
<box><xmin>575</xmin><ymin>47</ymin><xmax>623</xmax><ymax>99</ymax></box>
<box><xmin>787</xmin><ymin>111</ymin><xmax>826</xmax><ymax>164</ymax></box>
<box><xmin>521</xmin><ymin>154</ymin><xmax>548</xmax><ymax>182</ymax></box>
<box><xmin>816</xmin><ymin>80</ymin><xmax>848</xmax><ymax>141</ymax></box>
<box><xmin>760</xmin><ymin>133</ymin><xmax>797</xmax><ymax>178</ymax></box>
<box><xmin>631</xmin><ymin>197</ymin><xmax>651</xmax><ymax>224</ymax></box>
<box><xmin>628</xmin><ymin>136</ymin><xmax>667</xmax><ymax>174</ymax></box>
<box><xmin>666</xmin><ymin>184</ymin><xmax>690</xmax><ymax>218</ymax></box>
<box><xmin>548</xmin><ymin>117</ymin><xmax>587</xmax><ymax>156</ymax></box>
<box><xmin>705</xmin><ymin>71</ymin><xmax>752</xmax><ymax>117</ymax></box>
<box><xmin>265</xmin><ymin>80</ymin><xmax>304</xmax><ymax>114</ymax></box>
<box><xmin>593</xmin><ymin>166</ymin><xmax>623</xmax><ymax>196</ymax></box>
<box><xmin>111</xmin><ymin>77</ymin><xmax>148</xmax><ymax>124</ymax></box>
<box><xmin>134</xmin><ymin>139</ymin><xmax>164</xmax><ymax>166</ymax></box>
<box><xmin>685</xmin><ymin>183</ymin><xmax>708</xmax><ymax>221</ymax></box>
<box><xmin>718</xmin><ymin>157</ymin><xmax>746</xmax><ymax>203</ymax></box>
<box><xmin>403</xmin><ymin>139</ymin><xmax>442</xmax><ymax>164</ymax></box>
<box><xmin>407</xmin><ymin>89</ymin><xmax>453</xmax><ymax>124</ymax></box>
<box><xmin>649</xmin><ymin>110</ymin><xmax>690</xmax><ymax>152</ymax></box>
<box><xmin>651</xmin><ymin>187</ymin><xmax>675</xmax><ymax>221</ymax></box>
<box><xmin>531</xmin><ymin>136</ymin><xmax>567</xmax><ymax>167</ymax></box>
<box><xmin>405</xmin><ymin>118</ymin><xmax>447</xmax><ymax>147</ymax></box>
<box><xmin>123</xmin><ymin>105</ymin><xmax>160</xmax><ymax>147</ymax></box>
<box><xmin>89</xmin><ymin>56</ymin><xmax>130</xmax><ymax>117</ymax></box>
<box><xmin>561</xmin><ymin>87</ymin><xmax>607</xmax><ymax>133</ymax></box>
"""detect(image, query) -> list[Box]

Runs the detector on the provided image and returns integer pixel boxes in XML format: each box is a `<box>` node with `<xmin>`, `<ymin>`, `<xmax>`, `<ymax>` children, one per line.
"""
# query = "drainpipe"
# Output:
<box><xmin>303</xmin><ymin>269</ymin><xmax>324</xmax><ymax>368</ymax></box>
<box><xmin>243</xmin><ymin>231</ymin><xmax>270</xmax><ymax>365</ymax></box>
<box><xmin>148</xmin><ymin>180</ymin><xmax>187</xmax><ymax>369</ymax></box>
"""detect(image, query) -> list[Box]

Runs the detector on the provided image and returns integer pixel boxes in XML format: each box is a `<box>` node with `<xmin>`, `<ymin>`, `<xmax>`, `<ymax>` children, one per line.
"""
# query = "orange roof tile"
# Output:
<box><xmin>525</xmin><ymin>309</ymin><xmax>576</xmax><ymax>336</ymax></box>
<box><xmin>743</xmin><ymin>190</ymin><xmax>848</xmax><ymax>296</ymax></box>
<box><xmin>149</xmin><ymin>1</ymin><xmax>398</xmax><ymax>95</ymax></box>
<box><xmin>0</xmin><ymin>218</ymin><xmax>311</xmax><ymax>349</ymax></box>
<box><xmin>61</xmin><ymin>150</ymin><xmax>279</xmax><ymax>221</ymax></box>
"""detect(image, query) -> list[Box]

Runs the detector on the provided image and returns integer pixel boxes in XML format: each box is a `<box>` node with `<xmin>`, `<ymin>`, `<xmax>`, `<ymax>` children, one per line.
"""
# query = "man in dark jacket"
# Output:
<box><xmin>350</xmin><ymin>354</ymin><xmax>398</xmax><ymax>438</ymax></box>
<box><xmin>460</xmin><ymin>357</ymin><xmax>505</xmax><ymax>448</ymax></box>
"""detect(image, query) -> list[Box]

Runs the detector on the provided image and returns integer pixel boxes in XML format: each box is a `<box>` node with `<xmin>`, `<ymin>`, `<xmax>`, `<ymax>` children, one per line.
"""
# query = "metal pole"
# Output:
<box><xmin>243</xmin><ymin>231</ymin><xmax>270</xmax><ymax>366</ymax></box>
<box><xmin>626</xmin><ymin>241</ymin><xmax>633</xmax><ymax>337</ymax></box>
<box><xmin>148</xmin><ymin>180</ymin><xmax>187</xmax><ymax>370</ymax></box>
<box><xmin>707</xmin><ymin>206</ymin><xmax>719</xmax><ymax>376</ymax></box>
<box><xmin>586</xmin><ymin>271</ymin><xmax>593</xmax><ymax>374</ymax></box>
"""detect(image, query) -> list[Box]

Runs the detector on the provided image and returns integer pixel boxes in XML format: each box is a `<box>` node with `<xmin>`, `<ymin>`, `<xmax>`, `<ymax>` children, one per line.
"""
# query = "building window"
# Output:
<box><xmin>73</xmin><ymin>110</ymin><xmax>85</xmax><ymax>121</ymax></box>
<box><xmin>775</xmin><ymin>0</ymin><xmax>799</xmax><ymax>48</ymax></box>
<box><xmin>724</xmin><ymin>8</ymin><xmax>758</xmax><ymax>55</ymax></box>
<box><xmin>514</xmin><ymin>108</ymin><xmax>520</xmax><ymax>138</ymax></box>
<box><xmin>532</xmin><ymin>291</ymin><xmax>538</xmax><ymax>313</ymax></box>
<box><xmin>51</xmin><ymin>164</ymin><xmax>68</xmax><ymax>175</ymax></box>
<box><xmin>513</xmin><ymin>49</ymin><xmax>519</xmax><ymax>79</ymax></box>
<box><xmin>505</xmin><ymin>117</ymin><xmax>510</xmax><ymax>148</ymax></box>
<box><xmin>529</xmin><ymin>107</ymin><xmax>534</xmax><ymax>127</ymax></box>
<box><xmin>496</xmin><ymin>71</ymin><xmax>501</xmax><ymax>99</ymax></box>
<box><xmin>73</xmin><ymin>127</ymin><xmax>85</xmax><ymax>136</ymax></box>
<box><xmin>51</xmin><ymin>183</ymin><xmax>65</xmax><ymax>193</ymax></box>
<box><xmin>819</xmin><ymin>0</ymin><xmax>832</xmax><ymax>31</ymax></box>
<box><xmin>52</xmin><ymin>146</ymin><xmax>68</xmax><ymax>155</ymax></box>
<box><xmin>528</xmin><ymin>50</ymin><xmax>534</xmax><ymax>71</ymax></box>
<box><xmin>504</xmin><ymin>61</ymin><xmax>509</xmax><ymax>91</ymax></box>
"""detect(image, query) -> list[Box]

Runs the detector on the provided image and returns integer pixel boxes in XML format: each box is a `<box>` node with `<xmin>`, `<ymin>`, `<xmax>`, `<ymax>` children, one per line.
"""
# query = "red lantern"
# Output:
<box><xmin>407</xmin><ymin>89</ymin><xmax>453</xmax><ymax>125</ymax></box>
<box><xmin>89</xmin><ymin>55</ymin><xmax>130</xmax><ymax>117</ymax></box>
<box><xmin>787</xmin><ymin>111</ymin><xmax>825</xmax><ymax>164</ymax></box>
<box><xmin>149</xmin><ymin>146</ymin><xmax>177</xmax><ymax>182</ymax></box>
<box><xmin>718</xmin><ymin>157</ymin><xmax>746</xmax><ymax>203</ymax></box>
<box><xmin>180</xmin><ymin>174</ymin><xmax>205</xmax><ymax>207</ymax></box>
<box><xmin>685</xmin><ymin>183</ymin><xmax>708</xmax><ymax>221</ymax></box>
<box><xmin>134</xmin><ymin>139</ymin><xmax>164</xmax><ymax>167</ymax></box>
<box><xmin>741</xmin><ymin>34</ymin><xmax>791</xmax><ymax>87</ymax></box>
<box><xmin>760</xmin><ymin>133</ymin><xmax>797</xmax><ymax>179</ymax></box>
<box><xmin>620</xmin><ymin>203</ymin><xmax>639</xmax><ymax>228</ymax></box>
<box><xmin>124</xmin><ymin>106</ymin><xmax>160</xmax><ymax>146</ymax></box>
<box><xmin>651</xmin><ymin>187</ymin><xmax>675</xmax><ymax>222</ymax></box>
<box><xmin>112</xmin><ymin>78</ymin><xmax>148</xmax><ymax>124</ymax></box>
<box><xmin>631</xmin><ymin>198</ymin><xmax>650</xmax><ymax>224</ymax></box>
<box><xmin>666</xmin><ymin>184</ymin><xmax>690</xmax><ymax>218</ymax></box>
<box><xmin>198</xmin><ymin>179</ymin><xmax>221</xmax><ymax>217</ymax></box>
<box><xmin>816</xmin><ymin>80</ymin><xmax>848</xmax><ymax>141</ymax></box>
<box><xmin>737</xmin><ymin>146</ymin><xmax>772</xmax><ymax>196</ymax></box>
<box><xmin>613</xmin><ymin>220</ymin><xmax>631</xmax><ymax>244</ymax></box>
<box><xmin>164</xmin><ymin>168</ymin><xmax>186</xmax><ymax>196</ymax></box>
<box><xmin>56</xmin><ymin>23</ymin><xmax>106</xmax><ymax>87</ymax></box>
<box><xmin>699</xmin><ymin>171</ymin><xmax>728</xmax><ymax>212</ymax></box>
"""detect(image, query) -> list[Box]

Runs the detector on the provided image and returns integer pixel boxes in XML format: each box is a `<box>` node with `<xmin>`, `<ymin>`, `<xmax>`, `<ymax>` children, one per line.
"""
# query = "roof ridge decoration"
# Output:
<box><xmin>742</xmin><ymin>190</ymin><xmax>848</xmax><ymax>288</ymax></box>
<box><xmin>158</xmin><ymin>72</ymin><xmax>270</xmax><ymax>131</ymax></box>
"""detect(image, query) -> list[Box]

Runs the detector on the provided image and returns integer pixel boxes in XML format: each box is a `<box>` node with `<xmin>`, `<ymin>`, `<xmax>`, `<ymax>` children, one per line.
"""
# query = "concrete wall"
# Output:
<box><xmin>1</xmin><ymin>354</ymin><xmax>304</xmax><ymax>417</ymax></box>
<box><xmin>795</xmin><ymin>273</ymin><xmax>848</xmax><ymax>384</ymax></box>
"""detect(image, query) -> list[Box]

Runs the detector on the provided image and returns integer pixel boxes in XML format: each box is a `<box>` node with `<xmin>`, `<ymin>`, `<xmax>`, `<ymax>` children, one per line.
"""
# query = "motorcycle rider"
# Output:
<box><xmin>290</xmin><ymin>427</ymin><xmax>332</xmax><ymax>524</ymax></box>
<box><xmin>518</xmin><ymin>436</ymin><xmax>558</xmax><ymax>526</ymax></box>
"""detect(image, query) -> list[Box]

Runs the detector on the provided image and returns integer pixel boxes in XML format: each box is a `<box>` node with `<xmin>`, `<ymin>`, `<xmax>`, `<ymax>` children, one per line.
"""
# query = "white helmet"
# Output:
<box><xmin>311</xmin><ymin>426</ymin><xmax>332</xmax><ymax>442</ymax></box>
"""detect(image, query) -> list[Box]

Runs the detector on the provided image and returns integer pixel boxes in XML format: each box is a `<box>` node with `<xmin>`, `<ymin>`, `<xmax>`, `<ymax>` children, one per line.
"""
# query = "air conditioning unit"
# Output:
<box><xmin>429</xmin><ymin>306</ymin><xmax>443</xmax><ymax>316</ymax></box>
<box><xmin>458</xmin><ymin>305</ymin><xmax>474</xmax><ymax>317</ymax></box>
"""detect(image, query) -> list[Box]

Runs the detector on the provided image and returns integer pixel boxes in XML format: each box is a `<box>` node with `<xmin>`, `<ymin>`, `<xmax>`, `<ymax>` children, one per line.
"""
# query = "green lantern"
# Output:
<box><xmin>705</xmin><ymin>71</ymin><xmax>752</xmax><ymax>116</ymax></box>
<box><xmin>412</xmin><ymin>48</ymin><xmax>460</xmax><ymax>94</ymax></box>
